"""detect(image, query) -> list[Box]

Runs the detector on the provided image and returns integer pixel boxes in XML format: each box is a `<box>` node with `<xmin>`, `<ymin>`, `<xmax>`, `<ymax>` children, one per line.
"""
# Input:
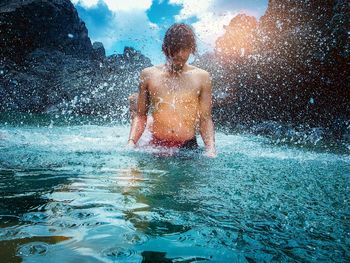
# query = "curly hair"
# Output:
<box><xmin>162</xmin><ymin>23</ymin><xmax>197</xmax><ymax>57</ymax></box>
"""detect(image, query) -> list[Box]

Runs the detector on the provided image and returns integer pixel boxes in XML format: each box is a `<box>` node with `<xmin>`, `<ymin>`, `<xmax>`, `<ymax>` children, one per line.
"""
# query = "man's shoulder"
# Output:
<box><xmin>141</xmin><ymin>65</ymin><xmax>163</xmax><ymax>76</ymax></box>
<box><xmin>187</xmin><ymin>65</ymin><xmax>210</xmax><ymax>76</ymax></box>
<box><xmin>188</xmin><ymin>66</ymin><xmax>211</xmax><ymax>89</ymax></box>
<box><xmin>141</xmin><ymin>66</ymin><xmax>154</xmax><ymax>75</ymax></box>
<box><xmin>140</xmin><ymin>66</ymin><xmax>159</xmax><ymax>83</ymax></box>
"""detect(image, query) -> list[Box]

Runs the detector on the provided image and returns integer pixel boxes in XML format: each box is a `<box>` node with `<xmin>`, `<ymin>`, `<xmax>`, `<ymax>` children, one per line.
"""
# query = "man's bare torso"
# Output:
<box><xmin>143</xmin><ymin>64</ymin><xmax>208</xmax><ymax>142</ymax></box>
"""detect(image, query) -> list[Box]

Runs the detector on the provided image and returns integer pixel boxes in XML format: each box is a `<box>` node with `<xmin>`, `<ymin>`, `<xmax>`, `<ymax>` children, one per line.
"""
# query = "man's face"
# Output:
<box><xmin>168</xmin><ymin>48</ymin><xmax>192</xmax><ymax>70</ymax></box>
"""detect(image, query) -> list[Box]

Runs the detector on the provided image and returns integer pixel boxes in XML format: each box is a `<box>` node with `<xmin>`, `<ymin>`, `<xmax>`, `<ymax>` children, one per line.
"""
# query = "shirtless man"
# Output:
<box><xmin>127</xmin><ymin>23</ymin><xmax>216</xmax><ymax>157</ymax></box>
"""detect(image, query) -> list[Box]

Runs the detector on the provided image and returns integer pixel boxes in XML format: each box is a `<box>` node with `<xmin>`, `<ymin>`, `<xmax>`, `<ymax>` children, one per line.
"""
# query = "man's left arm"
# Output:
<box><xmin>199</xmin><ymin>71</ymin><xmax>217</xmax><ymax>157</ymax></box>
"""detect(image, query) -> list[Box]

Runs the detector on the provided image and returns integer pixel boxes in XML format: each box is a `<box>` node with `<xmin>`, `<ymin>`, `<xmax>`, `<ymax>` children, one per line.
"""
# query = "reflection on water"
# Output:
<box><xmin>0</xmin><ymin>235</ymin><xmax>71</xmax><ymax>263</ymax></box>
<box><xmin>0</xmin><ymin>116</ymin><xmax>349</xmax><ymax>262</ymax></box>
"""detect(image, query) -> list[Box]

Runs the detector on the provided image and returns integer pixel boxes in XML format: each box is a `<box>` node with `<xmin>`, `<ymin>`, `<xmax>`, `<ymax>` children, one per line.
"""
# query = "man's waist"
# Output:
<box><xmin>150</xmin><ymin>127</ymin><xmax>196</xmax><ymax>142</ymax></box>
<box><xmin>150</xmin><ymin>134</ymin><xmax>198</xmax><ymax>149</ymax></box>
<box><xmin>151</xmin><ymin>119</ymin><xmax>197</xmax><ymax>134</ymax></box>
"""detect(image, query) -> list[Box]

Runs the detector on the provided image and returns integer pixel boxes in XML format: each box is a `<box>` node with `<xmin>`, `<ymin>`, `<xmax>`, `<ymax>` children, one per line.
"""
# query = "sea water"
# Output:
<box><xmin>0</xmin><ymin>114</ymin><xmax>349</xmax><ymax>262</ymax></box>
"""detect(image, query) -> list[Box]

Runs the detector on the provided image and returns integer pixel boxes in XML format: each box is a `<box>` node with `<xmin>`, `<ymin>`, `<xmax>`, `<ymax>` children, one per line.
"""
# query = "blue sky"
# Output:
<box><xmin>72</xmin><ymin>0</ymin><xmax>268</xmax><ymax>65</ymax></box>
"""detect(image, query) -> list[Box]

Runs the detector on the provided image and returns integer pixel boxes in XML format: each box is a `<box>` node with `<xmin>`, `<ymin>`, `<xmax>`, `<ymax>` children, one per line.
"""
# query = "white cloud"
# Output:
<box><xmin>169</xmin><ymin>0</ymin><xmax>213</xmax><ymax>20</ymax></box>
<box><xmin>169</xmin><ymin>0</ymin><xmax>254</xmax><ymax>54</ymax></box>
<box><xmin>101</xmin><ymin>0</ymin><xmax>152</xmax><ymax>12</ymax></box>
<box><xmin>192</xmin><ymin>11</ymin><xmax>237</xmax><ymax>51</ymax></box>
<box><xmin>72</xmin><ymin>1</ymin><xmax>161</xmax><ymax>63</ymax></box>
<box><xmin>72</xmin><ymin>0</ymin><xmax>152</xmax><ymax>12</ymax></box>
<box><xmin>88</xmin><ymin>11</ymin><xmax>161</xmax><ymax>57</ymax></box>
<box><xmin>71</xmin><ymin>0</ymin><xmax>99</xmax><ymax>9</ymax></box>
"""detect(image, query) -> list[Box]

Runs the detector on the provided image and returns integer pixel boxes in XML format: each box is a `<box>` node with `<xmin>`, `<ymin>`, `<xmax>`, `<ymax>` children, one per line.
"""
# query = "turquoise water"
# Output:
<box><xmin>0</xmin><ymin>115</ymin><xmax>349</xmax><ymax>262</ymax></box>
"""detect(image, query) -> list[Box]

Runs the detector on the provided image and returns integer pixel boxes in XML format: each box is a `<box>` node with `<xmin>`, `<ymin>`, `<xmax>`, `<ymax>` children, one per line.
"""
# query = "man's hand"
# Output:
<box><xmin>126</xmin><ymin>139</ymin><xmax>136</xmax><ymax>149</ymax></box>
<box><xmin>204</xmin><ymin>147</ymin><xmax>217</xmax><ymax>158</ymax></box>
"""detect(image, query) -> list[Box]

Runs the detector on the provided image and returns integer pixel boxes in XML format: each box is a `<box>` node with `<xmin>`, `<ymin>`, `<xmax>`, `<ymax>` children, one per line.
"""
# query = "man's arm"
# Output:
<box><xmin>127</xmin><ymin>69</ymin><xmax>149</xmax><ymax>147</ymax></box>
<box><xmin>199</xmin><ymin>71</ymin><xmax>216</xmax><ymax>157</ymax></box>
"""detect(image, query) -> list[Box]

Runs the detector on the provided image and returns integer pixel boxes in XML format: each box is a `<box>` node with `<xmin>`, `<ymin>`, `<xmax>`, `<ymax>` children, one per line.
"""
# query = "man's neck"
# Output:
<box><xmin>165</xmin><ymin>61</ymin><xmax>187</xmax><ymax>75</ymax></box>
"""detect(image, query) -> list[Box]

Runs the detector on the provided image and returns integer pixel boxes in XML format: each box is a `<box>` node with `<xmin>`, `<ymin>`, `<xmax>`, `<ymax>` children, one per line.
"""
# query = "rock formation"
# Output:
<box><xmin>215</xmin><ymin>14</ymin><xmax>258</xmax><ymax>61</ymax></box>
<box><xmin>0</xmin><ymin>0</ymin><xmax>152</xmax><ymax>118</ymax></box>
<box><xmin>195</xmin><ymin>0</ymin><xmax>349</xmax><ymax>142</ymax></box>
<box><xmin>0</xmin><ymin>0</ymin><xmax>93</xmax><ymax>62</ymax></box>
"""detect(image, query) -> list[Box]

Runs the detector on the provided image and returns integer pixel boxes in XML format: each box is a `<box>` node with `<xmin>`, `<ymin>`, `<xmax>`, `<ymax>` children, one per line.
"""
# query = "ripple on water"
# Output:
<box><xmin>16</xmin><ymin>242</ymin><xmax>49</xmax><ymax>256</ymax></box>
<box><xmin>22</xmin><ymin>212</ymin><xmax>48</xmax><ymax>224</ymax></box>
<box><xmin>101</xmin><ymin>246</ymin><xmax>137</xmax><ymax>260</ymax></box>
<box><xmin>123</xmin><ymin>232</ymin><xmax>150</xmax><ymax>245</ymax></box>
<box><xmin>68</xmin><ymin>210</ymin><xmax>96</xmax><ymax>220</ymax></box>
<box><xmin>1</xmin><ymin>123</ymin><xmax>349</xmax><ymax>262</ymax></box>
<box><xmin>0</xmin><ymin>215</ymin><xmax>21</xmax><ymax>225</ymax></box>
<box><xmin>0</xmin><ymin>228</ymin><xmax>30</xmax><ymax>241</ymax></box>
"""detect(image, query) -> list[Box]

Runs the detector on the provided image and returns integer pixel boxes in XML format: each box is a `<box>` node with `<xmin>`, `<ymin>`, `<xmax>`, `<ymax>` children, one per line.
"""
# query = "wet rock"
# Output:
<box><xmin>250</xmin><ymin>121</ymin><xmax>288</xmax><ymax>138</ymax></box>
<box><xmin>0</xmin><ymin>0</ymin><xmax>94</xmax><ymax>62</ymax></box>
<box><xmin>92</xmin><ymin>42</ymin><xmax>106</xmax><ymax>60</ymax></box>
<box><xmin>0</xmin><ymin>0</ymin><xmax>152</xmax><ymax>118</ymax></box>
<box><xmin>343</xmin><ymin>128</ymin><xmax>350</xmax><ymax>143</ymax></box>
<box><xmin>195</xmin><ymin>0</ymin><xmax>350</xmax><ymax>141</ymax></box>
<box><xmin>215</xmin><ymin>14</ymin><xmax>258</xmax><ymax>61</ymax></box>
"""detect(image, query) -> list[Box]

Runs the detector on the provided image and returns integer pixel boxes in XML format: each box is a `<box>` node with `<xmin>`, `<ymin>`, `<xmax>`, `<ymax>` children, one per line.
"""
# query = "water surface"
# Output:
<box><xmin>0</xmin><ymin>115</ymin><xmax>349</xmax><ymax>262</ymax></box>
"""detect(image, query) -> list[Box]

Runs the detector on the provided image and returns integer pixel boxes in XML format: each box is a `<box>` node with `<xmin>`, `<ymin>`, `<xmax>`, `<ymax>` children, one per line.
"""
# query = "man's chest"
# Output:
<box><xmin>148</xmin><ymin>74</ymin><xmax>201</xmax><ymax>98</ymax></box>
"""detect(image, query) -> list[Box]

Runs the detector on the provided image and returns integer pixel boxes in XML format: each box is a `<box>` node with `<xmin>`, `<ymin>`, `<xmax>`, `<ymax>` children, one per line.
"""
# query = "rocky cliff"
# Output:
<box><xmin>0</xmin><ymin>0</ymin><xmax>94</xmax><ymax>61</ymax></box>
<box><xmin>195</xmin><ymin>0</ymin><xmax>349</xmax><ymax>142</ymax></box>
<box><xmin>0</xmin><ymin>0</ymin><xmax>152</xmax><ymax>118</ymax></box>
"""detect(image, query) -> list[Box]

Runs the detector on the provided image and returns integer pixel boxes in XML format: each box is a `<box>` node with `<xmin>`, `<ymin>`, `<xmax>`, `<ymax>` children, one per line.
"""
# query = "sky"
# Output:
<box><xmin>71</xmin><ymin>0</ymin><xmax>268</xmax><ymax>65</ymax></box>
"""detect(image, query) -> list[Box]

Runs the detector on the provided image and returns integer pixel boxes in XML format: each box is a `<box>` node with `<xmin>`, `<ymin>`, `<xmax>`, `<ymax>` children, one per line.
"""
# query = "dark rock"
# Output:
<box><xmin>0</xmin><ymin>0</ymin><xmax>152</xmax><ymax>118</ymax></box>
<box><xmin>92</xmin><ymin>41</ymin><xmax>106</xmax><ymax>60</ymax></box>
<box><xmin>215</xmin><ymin>14</ymin><xmax>258</xmax><ymax>61</ymax></box>
<box><xmin>0</xmin><ymin>0</ymin><xmax>94</xmax><ymax>62</ymax></box>
<box><xmin>195</xmin><ymin>0</ymin><xmax>350</xmax><ymax>140</ymax></box>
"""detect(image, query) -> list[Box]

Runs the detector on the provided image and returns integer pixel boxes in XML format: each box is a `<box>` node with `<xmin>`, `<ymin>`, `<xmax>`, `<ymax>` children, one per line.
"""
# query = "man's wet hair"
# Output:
<box><xmin>162</xmin><ymin>23</ymin><xmax>197</xmax><ymax>57</ymax></box>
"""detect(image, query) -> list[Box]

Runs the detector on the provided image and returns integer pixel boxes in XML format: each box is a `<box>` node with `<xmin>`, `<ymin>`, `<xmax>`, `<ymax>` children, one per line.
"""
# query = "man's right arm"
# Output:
<box><xmin>127</xmin><ymin>69</ymin><xmax>149</xmax><ymax>147</ymax></box>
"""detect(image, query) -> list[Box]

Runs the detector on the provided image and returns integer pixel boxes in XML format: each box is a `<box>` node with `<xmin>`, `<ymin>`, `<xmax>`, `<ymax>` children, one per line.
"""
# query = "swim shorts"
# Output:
<box><xmin>150</xmin><ymin>136</ymin><xmax>198</xmax><ymax>149</ymax></box>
